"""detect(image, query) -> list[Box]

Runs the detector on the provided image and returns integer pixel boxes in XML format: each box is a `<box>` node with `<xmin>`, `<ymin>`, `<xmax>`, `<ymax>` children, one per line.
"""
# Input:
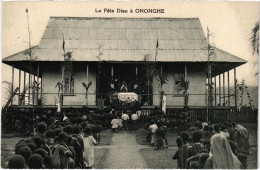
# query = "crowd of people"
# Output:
<box><xmin>143</xmin><ymin>111</ymin><xmax>251</xmax><ymax>169</ymax></box>
<box><xmin>4</xmin><ymin>107</ymin><xmax>105</xmax><ymax>169</ymax></box>
<box><xmin>3</xmin><ymin>107</ymin><xmax>252</xmax><ymax>169</ymax></box>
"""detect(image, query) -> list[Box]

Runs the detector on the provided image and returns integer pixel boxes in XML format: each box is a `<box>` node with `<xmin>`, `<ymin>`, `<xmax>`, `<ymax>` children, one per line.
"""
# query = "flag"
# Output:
<box><xmin>155</xmin><ymin>39</ymin><xmax>159</xmax><ymax>61</ymax></box>
<box><xmin>62</xmin><ymin>33</ymin><xmax>65</xmax><ymax>53</ymax></box>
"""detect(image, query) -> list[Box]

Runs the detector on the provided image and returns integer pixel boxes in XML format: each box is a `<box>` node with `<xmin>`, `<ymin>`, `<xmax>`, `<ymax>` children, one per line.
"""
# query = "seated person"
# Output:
<box><xmin>8</xmin><ymin>155</ymin><xmax>26</xmax><ymax>169</ymax></box>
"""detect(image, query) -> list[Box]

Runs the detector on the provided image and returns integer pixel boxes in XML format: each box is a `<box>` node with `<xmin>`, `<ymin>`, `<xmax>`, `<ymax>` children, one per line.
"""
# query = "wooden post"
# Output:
<box><xmin>36</xmin><ymin>64</ymin><xmax>39</xmax><ymax>106</ymax></box>
<box><xmin>28</xmin><ymin>73</ymin><xmax>31</xmax><ymax>105</ymax></box>
<box><xmin>86</xmin><ymin>64</ymin><xmax>89</xmax><ymax>83</ymax></box>
<box><xmin>136</xmin><ymin>65</ymin><xmax>138</xmax><ymax>77</ymax></box>
<box><xmin>18</xmin><ymin>69</ymin><xmax>21</xmax><ymax>105</ymax></box>
<box><xmin>111</xmin><ymin>65</ymin><xmax>113</xmax><ymax>78</ymax></box>
<box><xmin>228</xmin><ymin>71</ymin><xmax>230</xmax><ymax>106</ymax></box>
<box><xmin>11</xmin><ymin>65</ymin><xmax>14</xmax><ymax>105</ymax></box>
<box><xmin>23</xmin><ymin>71</ymin><xmax>26</xmax><ymax>105</ymax></box>
<box><xmin>234</xmin><ymin>68</ymin><xmax>237</xmax><ymax>110</ymax></box>
<box><xmin>223</xmin><ymin>72</ymin><xmax>225</xmax><ymax>106</ymax></box>
<box><xmin>214</xmin><ymin>76</ymin><xmax>217</xmax><ymax>106</ymax></box>
<box><xmin>86</xmin><ymin>64</ymin><xmax>89</xmax><ymax>105</ymax></box>
<box><xmin>185</xmin><ymin>64</ymin><xmax>187</xmax><ymax>81</ymax></box>
<box><xmin>33</xmin><ymin>75</ymin><xmax>35</xmax><ymax>105</ymax></box>
<box><xmin>41</xmin><ymin>77</ymin><xmax>42</xmax><ymax>103</ymax></box>
<box><xmin>219</xmin><ymin>74</ymin><xmax>221</xmax><ymax>106</ymax></box>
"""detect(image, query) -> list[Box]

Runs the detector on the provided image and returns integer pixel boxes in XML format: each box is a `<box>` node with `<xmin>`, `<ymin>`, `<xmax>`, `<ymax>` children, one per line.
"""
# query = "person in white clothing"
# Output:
<box><xmin>121</xmin><ymin>113</ymin><xmax>129</xmax><ymax>130</ymax></box>
<box><xmin>131</xmin><ymin>113</ymin><xmax>138</xmax><ymax>130</ymax></box>
<box><xmin>149</xmin><ymin>120</ymin><xmax>158</xmax><ymax>146</ymax></box>
<box><xmin>111</xmin><ymin>117</ymin><xmax>119</xmax><ymax>133</ymax></box>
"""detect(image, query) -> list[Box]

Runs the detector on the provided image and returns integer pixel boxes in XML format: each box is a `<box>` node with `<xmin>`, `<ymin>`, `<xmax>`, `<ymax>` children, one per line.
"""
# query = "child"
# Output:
<box><xmin>172</xmin><ymin>136</ymin><xmax>182</xmax><ymax>168</ymax></box>
<box><xmin>155</xmin><ymin>121</ymin><xmax>164</xmax><ymax>150</ymax></box>
<box><xmin>111</xmin><ymin>116</ymin><xmax>119</xmax><ymax>133</ymax></box>
<box><xmin>83</xmin><ymin>127</ymin><xmax>97</xmax><ymax>168</ymax></box>
<box><xmin>17</xmin><ymin>146</ymin><xmax>32</xmax><ymax>166</ymax></box>
<box><xmin>28</xmin><ymin>154</ymin><xmax>45</xmax><ymax>169</ymax></box>
<box><xmin>8</xmin><ymin>155</ymin><xmax>26</xmax><ymax>169</ymax></box>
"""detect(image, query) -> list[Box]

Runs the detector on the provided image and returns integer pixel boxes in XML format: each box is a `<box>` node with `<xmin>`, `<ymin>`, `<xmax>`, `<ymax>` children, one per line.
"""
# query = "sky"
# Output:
<box><xmin>1</xmin><ymin>1</ymin><xmax>259</xmax><ymax>95</ymax></box>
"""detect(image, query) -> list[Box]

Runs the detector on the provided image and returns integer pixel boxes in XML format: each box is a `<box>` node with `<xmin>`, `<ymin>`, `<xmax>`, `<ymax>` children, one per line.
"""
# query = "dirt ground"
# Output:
<box><xmin>1</xmin><ymin>123</ymin><xmax>258</xmax><ymax>169</ymax></box>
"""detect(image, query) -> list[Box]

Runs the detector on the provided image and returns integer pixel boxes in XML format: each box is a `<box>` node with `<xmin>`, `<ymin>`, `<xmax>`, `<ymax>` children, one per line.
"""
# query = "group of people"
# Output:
<box><xmin>110</xmin><ymin>112</ymin><xmax>139</xmax><ymax>132</ymax></box>
<box><xmin>172</xmin><ymin>121</ymin><xmax>250</xmax><ymax>169</ymax></box>
<box><xmin>6</xmin><ymin>110</ymin><xmax>102</xmax><ymax>169</ymax></box>
<box><xmin>4</xmin><ymin>107</ymin><xmax>252</xmax><ymax>169</ymax></box>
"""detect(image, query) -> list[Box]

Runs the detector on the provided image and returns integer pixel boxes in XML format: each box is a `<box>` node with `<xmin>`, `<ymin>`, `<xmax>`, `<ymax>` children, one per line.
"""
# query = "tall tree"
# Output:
<box><xmin>250</xmin><ymin>22</ymin><xmax>259</xmax><ymax>55</ymax></box>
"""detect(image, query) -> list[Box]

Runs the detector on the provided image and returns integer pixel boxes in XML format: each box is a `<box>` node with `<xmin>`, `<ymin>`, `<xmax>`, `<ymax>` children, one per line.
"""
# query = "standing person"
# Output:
<box><xmin>180</xmin><ymin>131</ymin><xmax>191</xmax><ymax>169</ymax></box>
<box><xmin>203</xmin><ymin>134</ymin><xmax>242</xmax><ymax>169</ymax></box>
<box><xmin>131</xmin><ymin>113</ymin><xmax>138</xmax><ymax>130</ymax></box>
<box><xmin>172</xmin><ymin>136</ymin><xmax>182</xmax><ymax>168</ymax></box>
<box><xmin>121</xmin><ymin>112</ymin><xmax>129</xmax><ymax>131</ymax></box>
<box><xmin>155</xmin><ymin>121</ymin><xmax>164</xmax><ymax>150</ymax></box>
<box><xmin>235</xmin><ymin>124</ymin><xmax>251</xmax><ymax>155</ymax></box>
<box><xmin>83</xmin><ymin>127</ymin><xmax>97</xmax><ymax>168</ymax></box>
<box><xmin>51</xmin><ymin>132</ymin><xmax>74</xmax><ymax>169</ymax></box>
<box><xmin>149</xmin><ymin>120</ymin><xmax>158</xmax><ymax>146</ymax></box>
<box><xmin>111</xmin><ymin>116</ymin><xmax>119</xmax><ymax>133</ymax></box>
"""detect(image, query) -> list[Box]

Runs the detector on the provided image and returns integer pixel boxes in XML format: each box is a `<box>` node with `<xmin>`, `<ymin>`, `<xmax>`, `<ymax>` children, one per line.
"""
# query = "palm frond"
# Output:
<box><xmin>250</xmin><ymin>22</ymin><xmax>259</xmax><ymax>55</ymax></box>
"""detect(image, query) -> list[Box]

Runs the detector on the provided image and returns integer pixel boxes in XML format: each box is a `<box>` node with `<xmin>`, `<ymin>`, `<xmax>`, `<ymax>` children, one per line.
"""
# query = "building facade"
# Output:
<box><xmin>2</xmin><ymin>17</ymin><xmax>246</xmax><ymax>110</ymax></box>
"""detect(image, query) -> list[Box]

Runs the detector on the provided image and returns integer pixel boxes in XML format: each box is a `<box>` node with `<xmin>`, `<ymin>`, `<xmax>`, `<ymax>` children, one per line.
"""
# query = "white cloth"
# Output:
<box><xmin>162</xmin><ymin>95</ymin><xmax>167</xmax><ymax>114</ymax></box>
<box><xmin>121</xmin><ymin>114</ymin><xmax>129</xmax><ymax>120</ymax></box>
<box><xmin>118</xmin><ymin>92</ymin><xmax>138</xmax><ymax>102</ymax></box>
<box><xmin>83</xmin><ymin>135</ymin><xmax>96</xmax><ymax>167</ymax></box>
<box><xmin>149</xmin><ymin>124</ymin><xmax>158</xmax><ymax>133</ymax></box>
<box><xmin>131</xmin><ymin>114</ymin><xmax>138</xmax><ymax>120</ymax></box>
<box><xmin>111</xmin><ymin>119</ymin><xmax>119</xmax><ymax>128</ymax></box>
<box><xmin>220</xmin><ymin>131</ymin><xmax>230</xmax><ymax>138</ymax></box>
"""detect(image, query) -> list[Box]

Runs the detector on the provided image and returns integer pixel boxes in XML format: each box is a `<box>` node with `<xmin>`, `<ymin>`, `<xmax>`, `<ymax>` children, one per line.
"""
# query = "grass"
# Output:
<box><xmin>94</xmin><ymin>148</ymin><xmax>109</xmax><ymax>169</ymax></box>
<box><xmin>139</xmin><ymin>147</ymin><xmax>177</xmax><ymax>169</ymax></box>
<box><xmin>1</xmin><ymin>137</ymin><xmax>24</xmax><ymax>168</ymax></box>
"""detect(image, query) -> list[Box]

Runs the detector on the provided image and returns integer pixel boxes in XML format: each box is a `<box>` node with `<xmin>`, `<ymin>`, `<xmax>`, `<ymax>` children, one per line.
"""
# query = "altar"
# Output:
<box><xmin>118</xmin><ymin>92</ymin><xmax>138</xmax><ymax>103</ymax></box>
<box><xmin>110</xmin><ymin>92</ymin><xmax>139</xmax><ymax>110</ymax></box>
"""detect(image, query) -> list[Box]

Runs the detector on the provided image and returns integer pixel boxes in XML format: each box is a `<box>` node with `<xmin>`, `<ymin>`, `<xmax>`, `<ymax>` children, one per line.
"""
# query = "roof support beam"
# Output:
<box><xmin>223</xmin><ymin>72</ymin><xmax>225</xmax><ymax>106</ymax></box>
<box><xmin>23</xmin><ymin>71</ymin><xmax>26</xmax><ymax>105</ymax></box>
<box><xmin>214</xmin><ymin>76</ymin><xmax>217</xmax><ymax>106</ymax></box>
<box><xmin>18</xmin><ymin>69</ymin><xmax>21</xmax><ymax>105</ymax></box>
<box><xmin>36</xmin><ymin>64</ymin><xmax>39</xmax><ymax>106</ymax></box>
<box><xmin>234</xmin><ymin>68</ymin><xmax>237</xmax><ymax>109</ymax></box>
<box><xmin>228</xmin><ymin>71</ymin><xmax>230</xmax><ymax>107</ymax></box>
<box><xmin>33</xmin><ymin>75</ymin><xmax>35</xmax><ymax>106</ymax></box>
<box><xmin>28</xmin><ymin>73</ymin><xmax>31</xmax><ymax>105</ymax></box>
<box><xmin>11</xmin><ymin>65</ymin><xmax>14</xmax><ymax>105</ymax></box>
<box><xmin>219</xmin><ymin>74</ymin><xmax>221</xmax><ymax>106</ymax></box>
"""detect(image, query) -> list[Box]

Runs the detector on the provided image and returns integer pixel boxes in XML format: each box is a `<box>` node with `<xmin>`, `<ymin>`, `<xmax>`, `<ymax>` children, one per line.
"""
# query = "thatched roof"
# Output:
<box><xmin>3</xmin><ymin>17</ymin><xmax>246</xmax><ymax>65</ymax></box>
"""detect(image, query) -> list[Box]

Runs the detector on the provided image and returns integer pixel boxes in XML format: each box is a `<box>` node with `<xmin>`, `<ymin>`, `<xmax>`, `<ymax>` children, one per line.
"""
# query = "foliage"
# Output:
<box><xmin>237</xmin><ymin>79</ymin><xmax>253</xmax><ymax>108</ymax></box>
<box><xmin>250</xmin><ymin>22</ymin><xmax>259</xmax><ymax>55</ymax></box>
<box><xmin>2</xmin><ymin>81</ymin><xmax>16</xmax><ymax>105</ymax></box>
<box><xmin>157</xmin><ymin>69</ymin><xmax>168</xmax><ymax>90</ymax></box>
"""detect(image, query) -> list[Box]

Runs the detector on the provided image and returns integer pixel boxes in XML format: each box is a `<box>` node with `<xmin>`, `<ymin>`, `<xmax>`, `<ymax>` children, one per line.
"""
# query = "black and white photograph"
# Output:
<box><xmin>1</xmin><ymin>1</ymin><xmax>259</xmax><ymax>169</ymax></box>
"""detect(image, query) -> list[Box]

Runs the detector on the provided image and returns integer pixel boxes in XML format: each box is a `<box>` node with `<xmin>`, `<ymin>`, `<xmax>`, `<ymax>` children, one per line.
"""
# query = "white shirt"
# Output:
<box><xmin>111</xmin><ymin>119</ymin><xmax>119</xmax><ymax>128</ymax></box>
<box><xmin>149</xmin><ymin>124</ymin><xmax>158</xmax><ymax>133</ymax></box>
<box><xmin>131</xmin><ymin>114</ymin><xmax>138</xmax><ymax>120</ymax></box>
<box><xmin>121</xmin><ymin>114</ymin><xmax>129</xmax><ymax>120</ymax></box>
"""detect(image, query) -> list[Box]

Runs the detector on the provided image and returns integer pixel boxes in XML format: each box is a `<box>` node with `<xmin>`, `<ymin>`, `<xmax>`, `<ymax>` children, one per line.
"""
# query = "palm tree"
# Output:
<box><xmin>250</xmin><ymin>22</ymin><xmax>259</xmax><ymax>55</ymax></box>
